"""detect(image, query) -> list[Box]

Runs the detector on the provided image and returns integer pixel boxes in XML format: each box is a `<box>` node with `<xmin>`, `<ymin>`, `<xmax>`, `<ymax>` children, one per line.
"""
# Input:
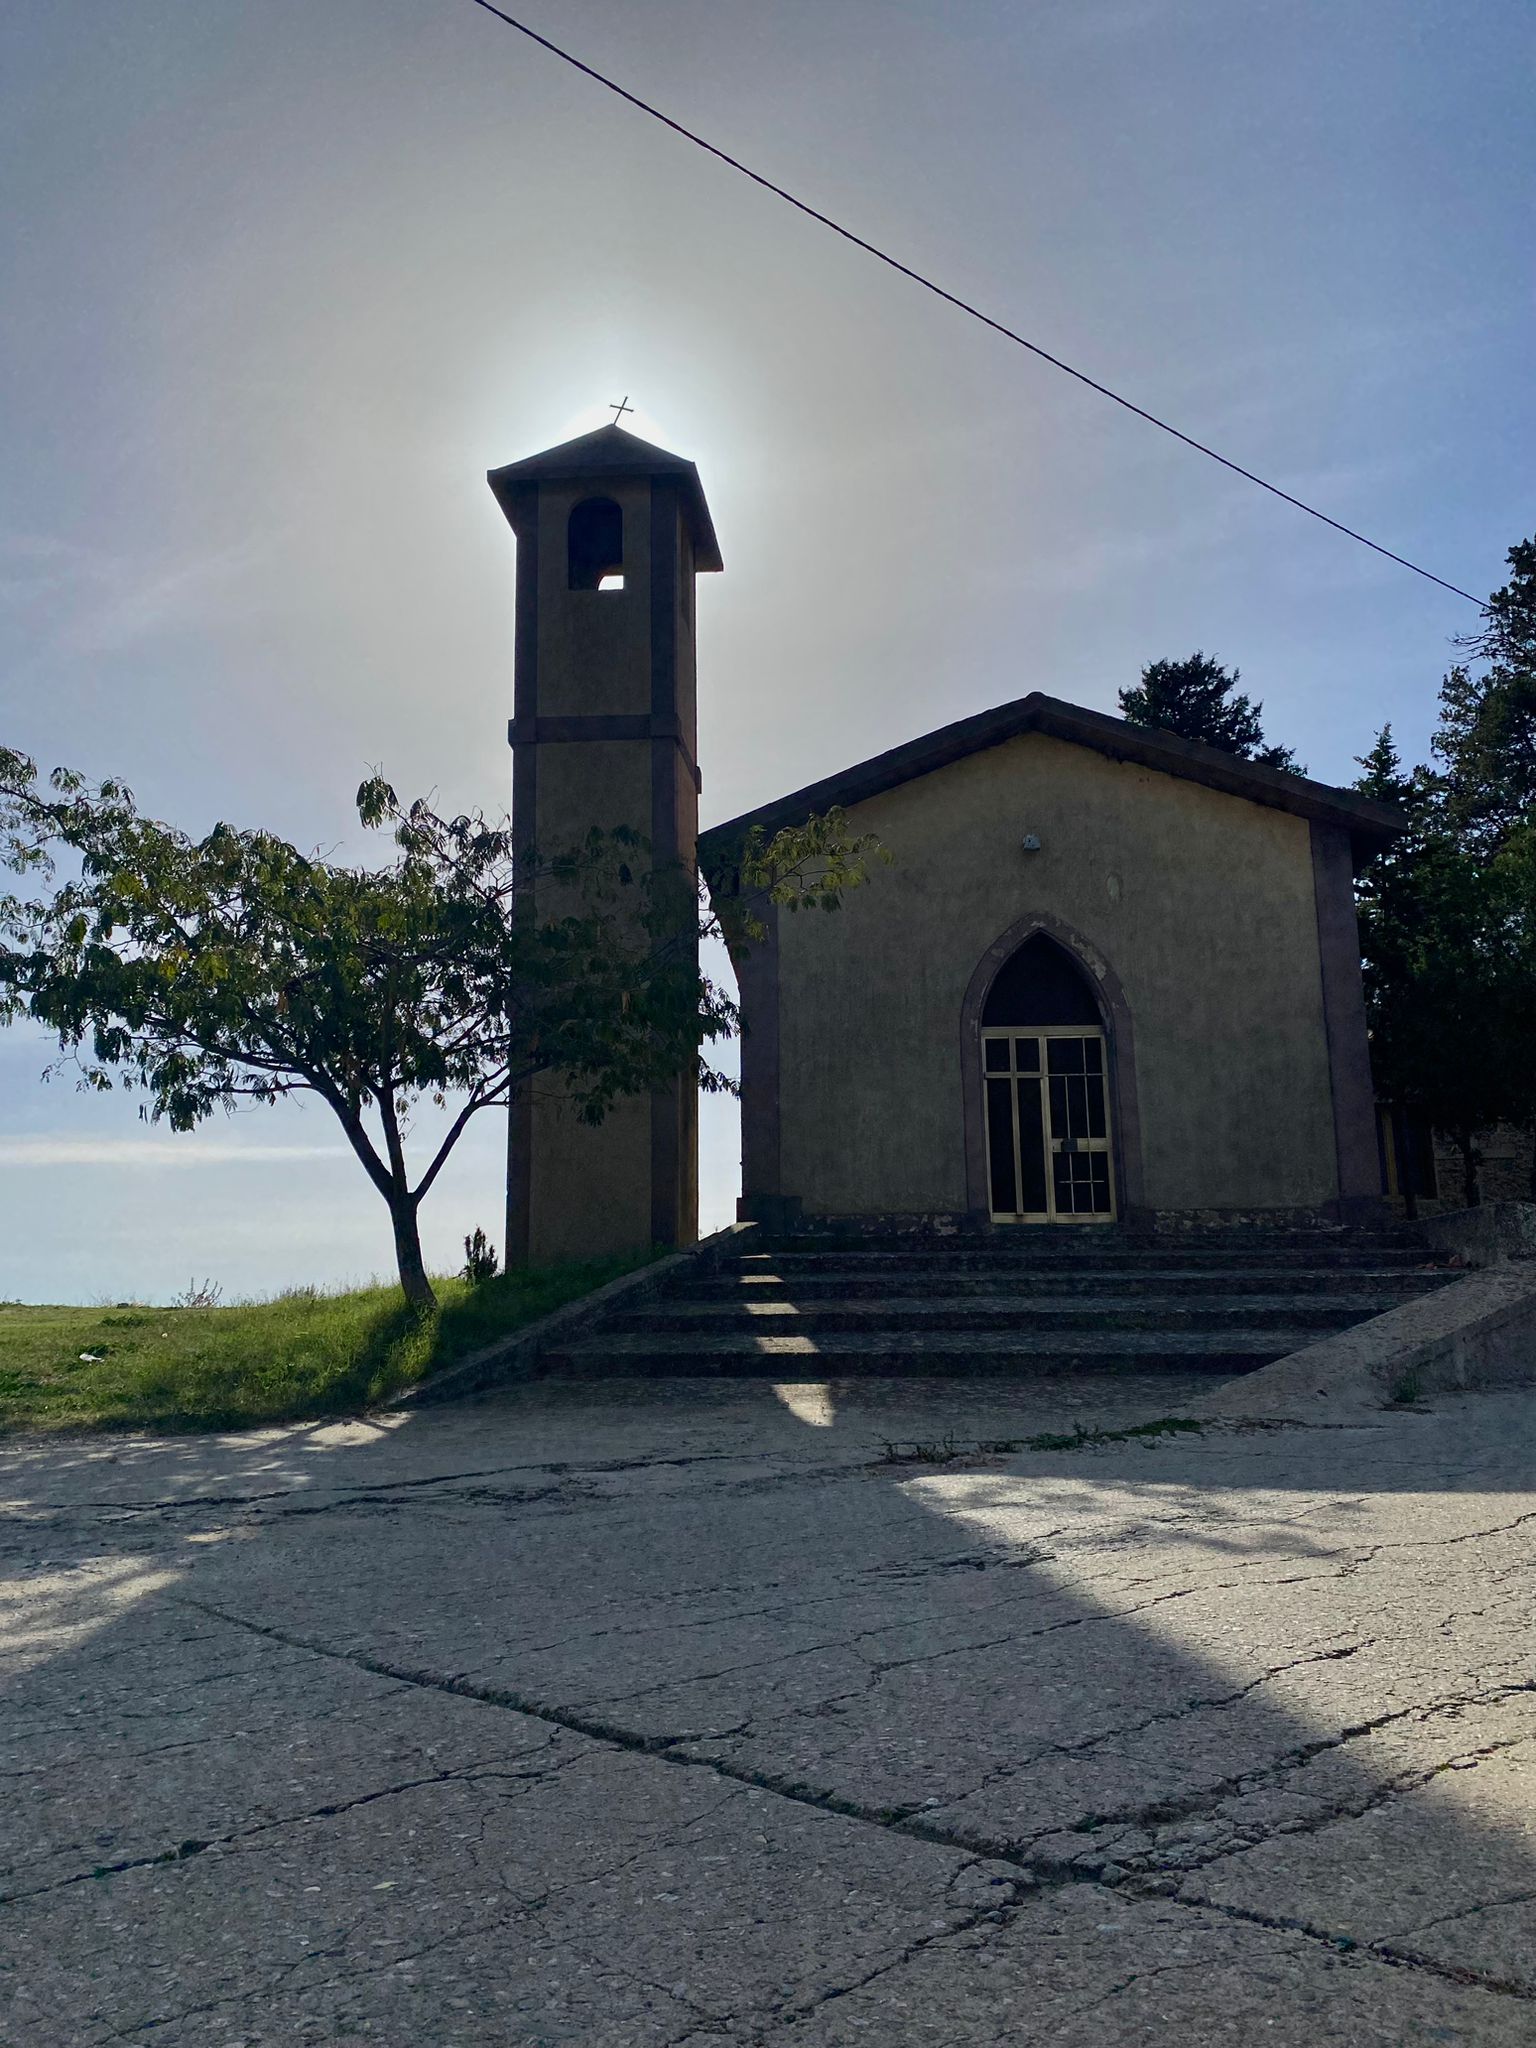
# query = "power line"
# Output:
<box><xmin>465</xmin><ymin>0</ymin><xmax>1481</xmax><ymax>608</ymax></box>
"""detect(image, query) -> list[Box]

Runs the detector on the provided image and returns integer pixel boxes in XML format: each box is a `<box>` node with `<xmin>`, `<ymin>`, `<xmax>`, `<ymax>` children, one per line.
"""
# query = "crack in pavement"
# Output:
<box><xmin>109</xmin><ymin>1910</ymin><xmax>522</xmax><ymax>2041</ymax></box>
<box><xmin>501</xmin><ymin>1539</ymin><xmax>1071</xmax><ymax>1667</ymax></box>
<box><xmin>0</xmin><ymin>1731</ymin><xmax>219</xmax><ymax>1786</ymax></box>
<box><xmin>1167</xmin><ymin>1883</ymin><xmax>1536</xmax><ymax>2002</ymax></box>
<box><xmin>476</xmin><ymin>1779</ymin><xmax>755</xmax><ymax>1927</ymax></box>
<box><xmin>860</xmin><ymin>1638</ymin><xmax>1375</xmax><ymax>1825</ymax></box>
<box><xmin>1038</xmin><ymin>1723</ymin><xmax>1535</xmax><ymax>1891</ymax></box>
<box><xmin>59</xmin><ymin>1446</ymin><xmax>1532</xmax><ymax>1550</ymax></box>
<box><xmin>1386</xmin><ymin>1882</ymin><xmax>1536</xmax><ymax>1945</ymax></box>
<box><xmin>0</xmin><ymin>1742</ymin><xmax>570</xmax><ymax>1906</ymax></box>
<box><xmin>554</xmin><ymin>1630</ymin><xmax>872</xmax><ymax>1712</ymax></box>
<box><xmin>1032</xmin><ymin>1678</ymin><xmax>1536</xmax><ymax>1852</ymax></box>
<box><xmin>1362</xmin><ymin>1506</ymin><xmax>1536</xmax><ymax>1554</ymax></box>
<box><xmin>1024</xmin><ymin>1953</ymin><xmax>1238</xmax><ymax>2032</ymax></box>
<box><xmin>272</xmin><ymin>1479</ymin><xmax>580</xmax><ymax>1520</ymax></box>
<box><xmin>713</xmin><ymin>1896</ymin><xmax>1028</xmax><ymax>2041</ymax></box>
<box><xmin>573</xmin><ymin>1565</ymin><xmax>1364</xmax><ymax>1739</ymax></box>
<box><xmin>167</xmin><ymin>1597</ymin><xmax>1535</xmax><ymax>2008</ymax></box>
<box><xmin>1201</xmin><ymin>1720</ymin><xmax>1533</xmax><ymax>1862</ymax></box>
<box><xmin>6</xmin><ymin>1448</ymin><xmax>786</xmax><ymax>1521</ymax></box>
<box><xmin>606</xmin><ymin>1582</ymin><xmax>1254</xmax><ymax>1745</ymax></box>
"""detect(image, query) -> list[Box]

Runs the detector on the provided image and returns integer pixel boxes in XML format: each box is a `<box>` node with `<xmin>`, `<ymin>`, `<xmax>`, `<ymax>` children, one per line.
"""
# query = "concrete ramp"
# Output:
<box><xmin>1195</xmin><ymin>1258</ymin><xmax>1536</xmax><ymax>1420</ymax></box>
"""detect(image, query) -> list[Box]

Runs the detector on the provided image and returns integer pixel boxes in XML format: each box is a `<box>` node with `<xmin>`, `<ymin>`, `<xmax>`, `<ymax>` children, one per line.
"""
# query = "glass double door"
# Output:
<box><xmin>983</xmin><ymin>1028</ymin><xmax>1116</xmax><ymax>1222</ymax></box>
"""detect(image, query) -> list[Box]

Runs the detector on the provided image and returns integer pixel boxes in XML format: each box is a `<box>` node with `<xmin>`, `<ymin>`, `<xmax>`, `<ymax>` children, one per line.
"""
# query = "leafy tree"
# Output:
<box><xmin>0</xmin><ymin>755</ymin><xmax>882</xmax><ymax>1308</ymax></box>
<box><xmin>1119</xmin><ymin>652</ymin><xmax>1305</xmax><ymax>773</ymax></box>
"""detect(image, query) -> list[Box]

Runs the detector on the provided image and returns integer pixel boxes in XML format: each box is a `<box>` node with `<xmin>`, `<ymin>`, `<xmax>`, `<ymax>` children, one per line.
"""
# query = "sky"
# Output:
<box><xmin>2</xmin><ymin>0</ymin><xmax>1532</xmax><ymax>1304</ymax></box>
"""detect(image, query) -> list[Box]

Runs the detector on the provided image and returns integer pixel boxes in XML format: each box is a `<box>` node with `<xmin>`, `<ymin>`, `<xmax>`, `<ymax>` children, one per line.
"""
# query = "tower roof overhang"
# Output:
<box><xmin>488</xmin><ymin>423</ymin><xmax>723</xmax><ymax>571</ymax></box>
<box><xmin>699</xmin><ymin>691</ymin><xmax>1402</xmax><ymax>873</ymax></box>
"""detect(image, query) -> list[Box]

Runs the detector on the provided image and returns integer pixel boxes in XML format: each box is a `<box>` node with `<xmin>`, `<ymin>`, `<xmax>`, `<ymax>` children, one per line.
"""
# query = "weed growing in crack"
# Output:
<box><xmin>877</xmin><ymin>1416</ymin><xmax>1204</xmax><ymax>1465</ymax></box>
<box><xmin>1384</xmin><ymin>1369</ymin><xmax>1427</xmax><ymax>1408</ymax></box>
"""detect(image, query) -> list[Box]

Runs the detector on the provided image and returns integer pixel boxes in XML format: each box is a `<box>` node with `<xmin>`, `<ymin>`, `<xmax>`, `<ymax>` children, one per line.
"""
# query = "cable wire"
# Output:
<box><xmin>465</xmin><ymin>0</ymin><xmax>1480</xmax><ymax>606</ymax></box>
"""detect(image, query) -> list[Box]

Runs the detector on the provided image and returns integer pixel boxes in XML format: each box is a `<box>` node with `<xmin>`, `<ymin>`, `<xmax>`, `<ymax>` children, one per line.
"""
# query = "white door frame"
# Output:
<box><xmin>981</xmin><ymin>1025</ymin><xmax>1117</xmax><ymax>1224</ymax></box>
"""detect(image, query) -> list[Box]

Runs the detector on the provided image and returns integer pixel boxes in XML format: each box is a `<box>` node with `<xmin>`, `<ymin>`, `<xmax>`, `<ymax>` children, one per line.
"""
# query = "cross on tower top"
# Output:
<box><xmin>609</xmin><ymin>395</ymin><xmax>634</xmax><ymax>426</ymax></box>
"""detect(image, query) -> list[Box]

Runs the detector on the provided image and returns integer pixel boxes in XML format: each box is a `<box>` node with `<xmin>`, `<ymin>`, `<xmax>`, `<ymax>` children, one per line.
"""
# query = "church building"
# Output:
<box><xmin>489</xmin><ymin>423</ymin><xmax>1398</xmax><ymax>1263</ymax></box>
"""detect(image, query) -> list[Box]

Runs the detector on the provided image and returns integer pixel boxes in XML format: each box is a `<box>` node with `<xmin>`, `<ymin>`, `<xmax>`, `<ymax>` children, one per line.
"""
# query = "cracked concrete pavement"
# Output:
<box><xmin>2</xmin><ymin>1371</ymin><xmax>1533</xmax><ymax>2044</ymax></box>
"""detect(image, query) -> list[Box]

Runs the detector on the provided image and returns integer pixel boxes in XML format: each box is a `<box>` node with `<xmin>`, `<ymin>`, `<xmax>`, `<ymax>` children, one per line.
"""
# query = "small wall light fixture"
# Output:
<box><xmin>1021</xmin><ymin>833</ymin><xmax>1042</xmax><ymax>853</ymax></box>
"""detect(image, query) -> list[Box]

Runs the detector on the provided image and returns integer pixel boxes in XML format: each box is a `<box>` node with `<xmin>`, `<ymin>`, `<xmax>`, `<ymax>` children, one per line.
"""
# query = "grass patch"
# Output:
<box><xmin>0</xmin><ymin>1251</ymin><xmax>656</xmax><ymax>1436</ymax></box>
<box><xmin>878</xmin><ymin>1416</ymin><xmax>1204</xmax><ymax>1465</ymax></box>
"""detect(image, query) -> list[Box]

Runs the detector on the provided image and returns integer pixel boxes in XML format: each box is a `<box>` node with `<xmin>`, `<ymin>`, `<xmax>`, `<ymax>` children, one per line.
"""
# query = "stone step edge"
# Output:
<box><xmin>733</xmin><ymin>1247</ymin><xmax>1429</xmax><ymax>1263</ymax></box>
<box><xmin>687</xmin><ymin>1282</ymin><xmax>1450</xmax><ymax>1304</ymax></box>
<box><xmin>614</xmin><ymin>1302</ymin><xmax>1417</xmax><ymax>1318</ymax></box>
<box><xmin>644</xmin><ymin>1289</ymin><xmax>1434</xmax><ymax>1309</ymax></box>
<box><xmin>389</xmin><ymin>1221</ymin><xmax>760</xmax><ymax>1408</ymax></box>
<box><xmin>753</xmin><ymin>1234</ymin><xmax>1424</xmax><ymax>1251</ymax></box>
<box><xmin>710</xmin><ymin>1265</ymin><xmax>1447</xmax><ymax>1282</ymax></box>
<box><xmin>545</xmin><ymin>1327</ymin><xmax>1310</xmax><ymax>1357</ymax></box>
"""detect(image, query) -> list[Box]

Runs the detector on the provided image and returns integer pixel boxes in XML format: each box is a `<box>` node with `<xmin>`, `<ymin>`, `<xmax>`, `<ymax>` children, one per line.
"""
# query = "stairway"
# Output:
<box><xmin>538</xmin><ymin>1224</ymin><xmax>1461</xmax><ymax>1378</ymax></box>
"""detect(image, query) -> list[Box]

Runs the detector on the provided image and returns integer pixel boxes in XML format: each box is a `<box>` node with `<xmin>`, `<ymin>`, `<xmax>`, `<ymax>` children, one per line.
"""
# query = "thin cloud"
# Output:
<box><xmin>0</xmin><ymin>1135</ymin><xmax>348</xmax><ymax>1169</ymax></box>
<box><xmin>0</xmin><ymin>526</ymin><xmax>272</xmax><ymax>664</ymax></box>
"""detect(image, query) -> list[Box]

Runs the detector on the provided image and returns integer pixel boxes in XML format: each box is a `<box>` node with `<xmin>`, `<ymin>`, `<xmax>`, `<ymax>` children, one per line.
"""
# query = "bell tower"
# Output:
<box><xmin>488</xmin><ymin>423</ymin><xmax>723</xmax><ymax>1268</ymax></box>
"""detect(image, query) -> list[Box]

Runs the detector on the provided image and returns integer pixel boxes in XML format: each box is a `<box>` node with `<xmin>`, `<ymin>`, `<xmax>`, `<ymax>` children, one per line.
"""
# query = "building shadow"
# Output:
<box><xmin>2</xmin><ymin>1375</ymin><xmax>1533</xmax><ymax>2033</ymax></box>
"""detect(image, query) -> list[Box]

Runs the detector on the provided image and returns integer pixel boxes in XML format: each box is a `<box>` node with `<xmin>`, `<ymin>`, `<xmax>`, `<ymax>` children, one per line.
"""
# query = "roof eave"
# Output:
<box><xmin>699</xmin><ymin>692</ymin><xmax>1402</xmax><ymax>872</ymax></box>
<box><xmin>486</xmin><ymin>426</ymin><xmax>723</xmax><ymax>571</ymax></box>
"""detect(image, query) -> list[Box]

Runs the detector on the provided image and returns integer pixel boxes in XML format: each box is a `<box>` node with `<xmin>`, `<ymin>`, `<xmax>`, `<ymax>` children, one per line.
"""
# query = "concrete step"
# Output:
<box><xmin>538</xmin><ymin>1327</ymin><xmax>1307</xmax><ymax>1377</ymax></box>
<box><xmin>727</xmin><ymin>1246</ymin><xmax>1435</xmax><ymax>1275</ymax></box>
<box><xmin>617</xmin><ymin>1292</ymin><xmax>1421</xmax><ymax>1336</ymax></box>
<box><xmin>758</xmin><ymin>1229</ymin><xmax>1423</xmax><ymax>1255</ymax></box>
<box><xmin>531</xmin><ymin>1224</ymin><xmax>1446</xmax><ymax>1382</ymax></box>
<box><xmin>689</xmin><ymin>1266</ymin><xmax>1454</xmax><ymax>1302</ymax></box>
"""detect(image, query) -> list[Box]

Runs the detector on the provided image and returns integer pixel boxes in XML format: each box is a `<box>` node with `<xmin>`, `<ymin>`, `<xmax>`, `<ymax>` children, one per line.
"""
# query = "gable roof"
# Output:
<box><xmin>487</xmin><ymin>423</ymin><xmax>723</xmax><ymax>571</ymax></box>
<box><xmin>699</xmin><ymin>691</ymin><xmax>1401</xmax><ymax>867</ymax></box>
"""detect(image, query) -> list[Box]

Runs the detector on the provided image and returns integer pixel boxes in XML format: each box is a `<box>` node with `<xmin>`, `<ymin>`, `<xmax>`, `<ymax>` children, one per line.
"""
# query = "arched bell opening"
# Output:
<box><xmin>961</xmin><ymin>922</ymin><xmax>1143</xmax><ymax>1227</ymax></box>
<box><xmin>567</xmin><ymin>496</ymin><xmax>625</xmax><ymax>590</ymax></box>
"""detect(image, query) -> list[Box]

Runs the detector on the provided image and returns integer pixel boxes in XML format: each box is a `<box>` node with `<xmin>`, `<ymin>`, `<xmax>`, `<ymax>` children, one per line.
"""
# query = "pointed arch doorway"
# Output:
<box><xmin>962</xmin><ymin>924</ymin><xmax>1138</xmax><ymax>1226</ymax></box>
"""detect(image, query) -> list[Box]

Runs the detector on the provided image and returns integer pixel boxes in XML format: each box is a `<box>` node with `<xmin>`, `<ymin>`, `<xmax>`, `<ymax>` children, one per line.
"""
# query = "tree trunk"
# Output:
<box><xmin>389</xmin><ymin>1198</ymin><xmax>437</xmax><ymax>1311</ymax></box>
<box><xmin>1457</xmin><ymin>1127</ymin><xmax>1481</xmax><ymax>1209</ymax></box>
<box><xmin>1395</xmin><ymin>1112</ymin><xmax>1418</xmax><ymax>1221</ymax></box>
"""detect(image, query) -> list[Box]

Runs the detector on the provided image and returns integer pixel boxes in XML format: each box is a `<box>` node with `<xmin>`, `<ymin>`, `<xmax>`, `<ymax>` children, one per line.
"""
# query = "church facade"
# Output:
<box><xmin>703</xmin><ymin>695</ymin><xmax>1395</xmax><ymax>1233</ymax></box>
<box><xmin>490</xmin><ymin>423</ymin><xmax>1398</xmax><ymax>1261</ymax></box>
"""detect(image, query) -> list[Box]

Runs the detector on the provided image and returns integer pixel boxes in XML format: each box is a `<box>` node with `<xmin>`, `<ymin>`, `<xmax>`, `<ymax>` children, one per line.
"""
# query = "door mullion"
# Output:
<box><xmin>1008</xmin><ymin>1057</ymin><xmax>1026</xmax><ymax>1219</ymax></box>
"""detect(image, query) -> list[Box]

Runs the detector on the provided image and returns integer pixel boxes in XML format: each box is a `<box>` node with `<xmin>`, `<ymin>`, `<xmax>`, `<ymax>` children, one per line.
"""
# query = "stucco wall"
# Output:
<box><xmin>536</xmin><ymin>741</ymin><xmax>651</xmax><ymax>856</ymax></box>
<box><xmin>511</xmin><ymin>471</ymin><xmax>701</xmax><ymax>1262</ymax></box>
<box><xmin>772</xmin><ymin>731</ymin><xmax>1337</xmax><ymax>1217</ymax></box>
<box><xmin>529</xmin><ymin>1087</ymin><xmax>651</xmax><ymax>1267</ymax></box>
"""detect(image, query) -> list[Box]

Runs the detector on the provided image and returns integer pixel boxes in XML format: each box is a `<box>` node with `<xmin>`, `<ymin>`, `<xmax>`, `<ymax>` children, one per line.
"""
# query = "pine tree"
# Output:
<box><xmin>1433</xmin><ymin>540</ymin><xmax>1536</xmax><ymax>850</ymax></box>
<box><xmin>1353</xmin><ymin>726</ymin><xmax>1504</xmax><ymax>1205</ymax></box>
<box><xmin>1354</xmin><ymin>540</ymin><xmax>1536</xmax><ymax>1207</ymax></box>
<box><xmin>1119</xmin><ymin>653</ymin><xmax>1304</xmax><ymax>773</ymax></box>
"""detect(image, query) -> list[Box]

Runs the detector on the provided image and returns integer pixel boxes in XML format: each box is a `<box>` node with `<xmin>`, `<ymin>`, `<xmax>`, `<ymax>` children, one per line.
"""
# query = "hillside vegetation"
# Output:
<box><xmin>0</xmin><ymin>1253</ymin><xmax>650</xmax><ymax>1434</ymax></box>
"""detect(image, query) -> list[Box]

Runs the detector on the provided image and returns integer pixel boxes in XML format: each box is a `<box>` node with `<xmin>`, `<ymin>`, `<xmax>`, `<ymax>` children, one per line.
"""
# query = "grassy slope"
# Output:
<box><xmin>0</xmin><ymin>1253</ymin><xmax>652</xmax><ymax>1435</ymax></box>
